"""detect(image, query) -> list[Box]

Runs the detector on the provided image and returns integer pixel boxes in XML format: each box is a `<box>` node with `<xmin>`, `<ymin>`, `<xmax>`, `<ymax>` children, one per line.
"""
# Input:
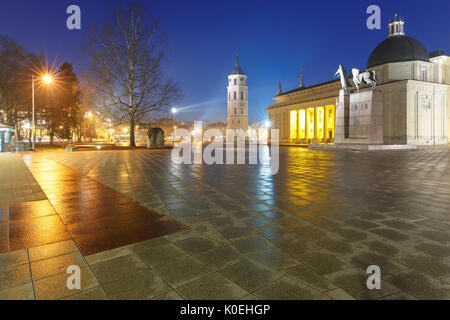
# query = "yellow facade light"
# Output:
<box><xmin>307</xmin><ymin>108</ymin><xmax>315</xmax><ymax>139</ymax></box>
<box><xmin>298</xmin><ymin>109</ymin><xmax>306</xmax><ymax>139</ymax></box>
<box><xmin>290</xmin><ymin>110</ymin><xmax>297</xmax><ymax>141</ymax></box>
<box><xmin>316</xmin><ymin>107</ymin><xmax>324</xmax><ymax>140</ymax></box>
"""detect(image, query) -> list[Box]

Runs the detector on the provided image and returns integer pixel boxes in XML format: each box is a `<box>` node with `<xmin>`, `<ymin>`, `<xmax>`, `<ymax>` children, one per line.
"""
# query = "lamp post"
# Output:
<box><xmin>171</xmin><ymin>108</ymin><xmax>177</xmax><ymax>146</ymax></box>
<box><xmin>31</xmin><ymin>74</ymin><xmax>52</xmax><ymax>151</ymax></box>
<box><xmin>32</xmin><ymin>75</ymin><xmax>35</xmax><ymax>151</ymax></box>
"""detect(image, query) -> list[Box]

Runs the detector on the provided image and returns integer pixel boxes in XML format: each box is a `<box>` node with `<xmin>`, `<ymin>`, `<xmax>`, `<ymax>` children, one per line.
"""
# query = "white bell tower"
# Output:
<box><xmin>227</xmin><ymin>55</ymin><xmax>248</xmax><ymax>131</ymax></box>
<box><xmin>388</xmin><ymin>13</ymin><xmax>405</xmax><ymax>37</ymax></box>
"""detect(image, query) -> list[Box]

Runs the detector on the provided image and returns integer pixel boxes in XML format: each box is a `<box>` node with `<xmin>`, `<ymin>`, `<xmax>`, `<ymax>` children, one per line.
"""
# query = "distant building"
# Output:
<box><xmin>227</xmin><ymin>55</ymin><xmax>249</xmax><ymax>131</ymax></box>
<box><xmin>0</xmin><ymin>124</ymin><xmax>14</xmax><ymax>152</ymax></box>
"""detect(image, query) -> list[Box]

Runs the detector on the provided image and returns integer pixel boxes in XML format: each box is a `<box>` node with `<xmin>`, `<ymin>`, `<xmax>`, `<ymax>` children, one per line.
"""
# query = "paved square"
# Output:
<box><xmin>0</xmin><ymin>146</ymin><xmax>450</xmax><ymax>300</ymax></box>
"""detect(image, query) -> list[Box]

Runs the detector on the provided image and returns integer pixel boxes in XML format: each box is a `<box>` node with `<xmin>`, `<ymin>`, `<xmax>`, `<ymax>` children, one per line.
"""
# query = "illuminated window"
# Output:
<box><xmin>298</xmin><ymin>109</ymin><xmax>306</xmax><ymax>139</ymax></box>
<box><xmin>290</xmin><ymin>110</ymin><xmax>297</xmax><ymax>141</ymax></box>
<box><xmin>325</xmin><ymin>105</ymin><xmax>335</xmax><ymax>140</ymax></box>
<box><xmin>316</xmin><ymin>107</ymin><xmax>324</xmax><ymax>140</ymax></box>
<box><xmin>307</xmin><ymin>108</ymin><xmax>315</xmax><ymax>139</ymax></box>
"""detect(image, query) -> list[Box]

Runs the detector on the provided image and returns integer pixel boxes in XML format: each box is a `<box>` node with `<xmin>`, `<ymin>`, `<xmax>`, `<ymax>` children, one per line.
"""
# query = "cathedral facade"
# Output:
<box><xmin>227</xmin><ymin>55</ymin><xmax>248</xmax><ymax>131</ymax></box>
<box><xmin>268</xmin><ymin>15</ymin><xmax>450</xmax><ymax>146</ymax></box>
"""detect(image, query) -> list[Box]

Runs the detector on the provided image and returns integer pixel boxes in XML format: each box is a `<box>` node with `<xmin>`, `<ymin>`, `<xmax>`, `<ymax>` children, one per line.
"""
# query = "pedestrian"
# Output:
<box><xmin>9</xmin><ymin>131</ymin><xmax>17</xmax><ymax>152</ymax></box>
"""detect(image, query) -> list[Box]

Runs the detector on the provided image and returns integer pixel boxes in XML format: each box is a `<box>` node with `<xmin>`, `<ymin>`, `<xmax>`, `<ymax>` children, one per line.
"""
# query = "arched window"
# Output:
<box><xmin>241</xmin><ymin>108</ymin><xmax>244</xmax><ymax>114</ymax></box>
<box><xmin>234</xmin><ymin>79</ymin><xmax>237</xmax><ymax>85</ymax></box>
<box><xmin>234</xmin><ymin>91</ymin><xmax>236</xmax><ymax>100</ymax></box>
<box><xmin>241</xmin><ymin>92</ymin><xmax>244</xmax><ymax>100</ymax></box>
<box><xmin>234</xmin><ymin>108</ymin><xmax>237</xmax><ymax>114</ymax></box>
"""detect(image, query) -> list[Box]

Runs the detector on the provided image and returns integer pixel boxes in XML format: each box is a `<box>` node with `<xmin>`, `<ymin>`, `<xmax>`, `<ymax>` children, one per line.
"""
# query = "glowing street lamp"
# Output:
<box><xmin>32</xmin><ymin>74</ymin><xmax>53</xmax><ymax>151</ymax></box>
<box><xmin>42</xmin><ymin>75</ymin><xmax>53</xmax><ymax>84</ymax></box>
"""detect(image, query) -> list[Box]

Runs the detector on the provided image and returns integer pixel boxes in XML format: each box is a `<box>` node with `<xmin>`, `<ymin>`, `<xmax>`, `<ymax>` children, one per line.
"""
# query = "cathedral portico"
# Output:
<box><xmin>268</xmin><ymin>14</ymin><xmax>450</xmax><ymax>146</ymax></box>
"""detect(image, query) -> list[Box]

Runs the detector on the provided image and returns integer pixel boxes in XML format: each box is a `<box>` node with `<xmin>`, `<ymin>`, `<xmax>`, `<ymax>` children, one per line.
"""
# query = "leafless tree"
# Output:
<box><xmin>0</xmin><ymin>36</ymin><xmax>27</xmax><ymax>136</ymax></box>
<box><xmin>86</xmin><ymin>2</ymin><xmax>181</xmax><ymax>147</ymax></box>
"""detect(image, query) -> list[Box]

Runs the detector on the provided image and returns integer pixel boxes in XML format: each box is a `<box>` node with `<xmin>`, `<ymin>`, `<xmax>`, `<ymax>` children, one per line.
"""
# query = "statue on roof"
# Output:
<box><xmin>277</xmin><ymin>81</ymin><xmax>282</xmax><ymax>95</ymax></box>
<box><xmin>299</xmin><ymin>67</ymin><xmax>305</xmax><ymax>88</ymax></box>
<box><xmin>334</xmin><ymin>64</ymin><xmax>351</xmax><ymax>93</ymax></box>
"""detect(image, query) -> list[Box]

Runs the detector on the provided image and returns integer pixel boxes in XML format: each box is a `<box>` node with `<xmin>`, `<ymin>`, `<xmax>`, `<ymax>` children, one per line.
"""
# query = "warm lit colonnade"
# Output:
<box><xmin>289</xmin><ymin>105</ymin><xmax>336</xmax><ymax>144</ymax></box>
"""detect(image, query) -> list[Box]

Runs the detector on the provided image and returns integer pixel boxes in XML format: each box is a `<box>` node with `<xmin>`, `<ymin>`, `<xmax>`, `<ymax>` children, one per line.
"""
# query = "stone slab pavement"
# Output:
<box><xmin>0</xmin><ymin>146</ymin><xmax>450</xmax><ymax>300</ymax></box>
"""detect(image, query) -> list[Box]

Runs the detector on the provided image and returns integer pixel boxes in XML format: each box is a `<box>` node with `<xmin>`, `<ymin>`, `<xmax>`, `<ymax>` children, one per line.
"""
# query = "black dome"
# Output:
<box><xmin>367</xmin><ymin>35</ymin><xmax>429</xmax><ymax>69</ymax></box>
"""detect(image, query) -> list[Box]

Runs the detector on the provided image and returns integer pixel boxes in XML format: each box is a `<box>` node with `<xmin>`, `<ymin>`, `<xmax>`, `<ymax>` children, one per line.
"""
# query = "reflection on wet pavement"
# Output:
<box><xmin>0</xmin><ymin>155</ymin><xmax>185</xmax><ymax>256</ymax></box>
<box><xmin>1</xmin><ymin>146</ymin><xmax>450</xmax><ymax>300</ymax></box>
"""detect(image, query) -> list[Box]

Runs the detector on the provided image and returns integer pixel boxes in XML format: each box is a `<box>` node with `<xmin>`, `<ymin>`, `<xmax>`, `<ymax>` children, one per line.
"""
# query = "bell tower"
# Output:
<box><xmin>388</xmin><ymin>13</ymin><xmax>405</xmax><ymax>37</ymax></box>
<box><xmin>227</xmin><ymin>55</ymin><xmax>248</xmax><ymax>131</ymax></box>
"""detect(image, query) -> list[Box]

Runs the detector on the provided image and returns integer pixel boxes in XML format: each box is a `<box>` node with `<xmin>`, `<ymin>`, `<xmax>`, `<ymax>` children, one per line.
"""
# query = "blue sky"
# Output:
<box><xmin>0</xmin><ymin>0</ymin><xmax>449</xmax><ymax>123</ymax></box>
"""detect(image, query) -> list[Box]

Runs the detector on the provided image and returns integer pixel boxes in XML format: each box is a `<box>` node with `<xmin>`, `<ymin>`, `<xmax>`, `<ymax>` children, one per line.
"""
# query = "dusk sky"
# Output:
<box><xmin>1</xmin><ymin>0</ymin><xmax>449</xmax><ymax>123</ymax></box>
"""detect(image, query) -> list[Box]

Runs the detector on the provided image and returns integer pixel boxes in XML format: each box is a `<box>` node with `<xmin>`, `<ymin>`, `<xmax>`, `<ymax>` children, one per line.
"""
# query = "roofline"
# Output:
<box><xmin>274</xmin><ymin>79</ymin><xmax>340</xmax><ymax>98</ymax></box>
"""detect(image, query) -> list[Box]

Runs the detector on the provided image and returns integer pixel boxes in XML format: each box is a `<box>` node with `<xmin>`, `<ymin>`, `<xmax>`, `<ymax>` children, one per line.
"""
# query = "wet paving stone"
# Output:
<box><xmin>24</xmin><ymin>155</ymin><xmax>185</xmax><ymax>256</ymax></box>
<box><xmin>369</xmin><ymin>228</ymin><xmax>410</xmax><ymax>241</ymax></box>
<box><xmin>173</xmin><ymin>235</ymin><xmax>218</xmax><ymax>255</ymax></box>
<box><xmin>1</xmin><ymin>147</ymin><xmax>449</xmax><ymax>299</ymax></box>
<box><xmin>324</xmin><ymin>267</ymin><xmax>401</xmax><ymax>300</ymax></box>
<box><xmin>360</xmin><ymin>240</ymin><xmax>399</xmax><ymax>257</ymax></box>
<box><xmin>31</xmin><ymin>252</ymin><xmax>87</xmax><ymax>280</ymax></box>
<box><xmin>34</xmin><ymin>266</ymin><xmax>99</xmax><ymax>300</ymax></box>
<box><xmin>249</xmin><ymin>248</ymin><xmax>300</xmax><ymax>269</ymax></box>
<box><xmin>349</xmin><ymin>251</ymin><xmax>408</xmax><ymax>275</ymax></box>
<box><xmin>63</xmin><ymin>286</ymin><xmax>109</xmax><ymax>300</ymax></box>
<box><xmin>219</xmin><ymin>259</ymin><xmax>282</xmax><ymax>292</ymax></box>
<box><xmin>103</xmin><ymin>270</ymin><xmax>172</xmax><ymax>300</ymax></box>
<box><xmin>385</xmin><ymin>270</ymin><xmax>450</xmax><ymax>300</ymax></box>
<box><xmin>231</xmin><ymin>235</ymin><xmax>275</xmax><ymax>254</ymax></box>
<box><xmin>90</xmin><ymin>254</ymin><xmax>149</xmax><ymax>284</ymax></box>
<box><xmin>414</xmin><ymin>242</ymin><xmax>450</xmax><ymax>258</ymax></box>
<box><xmin>283</xmin><ymin>264</ymin><xmax>337</xmax><ymax>292</ymax></box>
<box><xmin>254</xmin><ymin>276</ymin><xmax>330</xmax><ymax>300</ymax></box>
<box><xmin>195</xmin><ymin>245</ymin><xmax>245</xmax><ymax>270</ymax></box>
<box><xmin>177</xmin><ymin>273</ymin><xmax>249</xmax><ymax>300</ymax></box>
<box><xmin>401</xmin><ymin>254</ymin><xmax>450</xmax><ymax>278</ymax></box>
<box><xmin>296</xmin><ymin>250</ymin><xmax>354</xmax><ymax>275</ymax></box>
<box><xmin>152</xmin><ymin>255</ymin><xmax>213</xmax><ymax>287</ymax></box>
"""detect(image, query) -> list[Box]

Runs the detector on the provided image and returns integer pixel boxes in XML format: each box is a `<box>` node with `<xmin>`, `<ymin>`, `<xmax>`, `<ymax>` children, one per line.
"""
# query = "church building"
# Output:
<box><xmin>268</xmin><ymin>15</ymin><xmax>450</xmax><ymax>146</ymax></box>
<box><xmin>227</xmin><ymin>55</ymin><xmax>248</xmax><ymax>131</ymax></box>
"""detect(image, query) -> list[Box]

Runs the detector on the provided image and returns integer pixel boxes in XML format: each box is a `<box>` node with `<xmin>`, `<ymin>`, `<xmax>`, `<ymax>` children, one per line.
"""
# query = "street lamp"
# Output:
<box><xmin>32</xmin><ymin>74</ymin><xmax>53</xmax><ymax>151</ymax></box>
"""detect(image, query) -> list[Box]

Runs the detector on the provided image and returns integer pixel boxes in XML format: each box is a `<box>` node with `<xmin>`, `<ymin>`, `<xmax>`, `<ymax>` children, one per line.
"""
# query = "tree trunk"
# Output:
<box><xmin>129</xmin><ymin>118</ymin><xmax>135</xmax><ymax>147</ymax></box>
<box><xmin>50</xmin><ymin>129</ymin><xmax>54</xmax><ymax>146</ymax></box>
